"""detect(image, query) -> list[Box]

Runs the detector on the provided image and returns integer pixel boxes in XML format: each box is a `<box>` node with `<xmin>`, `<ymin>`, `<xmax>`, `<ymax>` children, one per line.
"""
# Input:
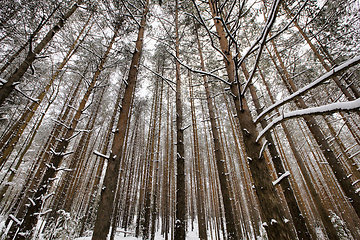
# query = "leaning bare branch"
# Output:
<box><xmin>256</xmin><ymin>98</ymin><xmax>360</xmax><ymax>142</ymax></box>
<box><xmin>240</xmin><ymin>0</ymin><xmax>282</xmax><ymax>95</ymax></box>
<box><xmin>255</xmin><ymin>55</ymin><xmax>360</xmax><ymax>123</ymax></box>
<box><xmin>166</xmin><ymin>49</ymin><xmax>230</xmax><ymax>85</ymax></box>
<box><xmin>241</xmin><ymin>0</ymin><xmax>309</xmax><ymax>60</ymax></box>
<box><xmin>14</xmin><ymin>85</ymin><xmax>40</xmax><ymax>103</ymax></box>
<box><xmin>141</xmin><ymin>64</ymin><xmax>177</xmax><ymax>92</ymax></box>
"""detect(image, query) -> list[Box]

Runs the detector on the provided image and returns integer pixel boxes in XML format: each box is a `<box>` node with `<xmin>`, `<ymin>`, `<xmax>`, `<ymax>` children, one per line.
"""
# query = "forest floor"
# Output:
<box><xmin>75</xmin><ymin>228</ymin><xmax>200</xmax><ymax>240</ymax></box>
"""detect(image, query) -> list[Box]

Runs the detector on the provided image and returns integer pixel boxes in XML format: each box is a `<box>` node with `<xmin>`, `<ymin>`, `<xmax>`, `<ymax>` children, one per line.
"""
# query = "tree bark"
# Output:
<box><xmin>10</xmin><ymin>23</ymin><xmax>118</xmax><ymax>240</ymax></box>
<box><xmin>91</xmin><ymin>2</ymin><xmax>149</xmax><ymax>238</ymax></box>
<box><xmin>174</xmin><ymin>0</ymin><xmax>186</xmax><ymax>239</ymax></box>
<box><xmin>195</xmin><ymin>27</ymin><xmax>239</xmax><ymax>240</ymax></box>
<box><xmin>207</xmin><ymin>0</ymin><xmax>295</xmax><ymax>239</ymax></box>
<box><xmin>268</xmin><ymin>40</ymin><xmax>360</xmax><ymax>219</ymax></box>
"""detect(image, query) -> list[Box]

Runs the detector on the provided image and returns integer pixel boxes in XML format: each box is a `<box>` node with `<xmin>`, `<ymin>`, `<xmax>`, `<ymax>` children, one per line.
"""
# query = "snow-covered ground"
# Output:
<box><xmin>75</xmin><ymin>227</ymin><xmax>200</xmax><ymax>240</ymax></box>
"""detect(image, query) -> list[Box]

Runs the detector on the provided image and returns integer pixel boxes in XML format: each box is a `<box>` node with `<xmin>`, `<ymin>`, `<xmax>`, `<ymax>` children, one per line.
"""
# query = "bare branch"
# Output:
<box><xmin>255</xmin><ymin>55</ymin><xmax>360</xmax><ymax>123</ymax></box>
<box><xmin>256</xmin><ymin>98</ymin><xmax>360</xmax><ymax>142</ymax></box>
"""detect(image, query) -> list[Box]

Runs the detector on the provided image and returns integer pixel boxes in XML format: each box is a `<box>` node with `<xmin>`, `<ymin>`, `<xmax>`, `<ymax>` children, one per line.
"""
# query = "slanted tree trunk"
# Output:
<box><xmin>258</xmin><ymin>66</ymin><xmax>340</xmax><ymax>239</ymax></box>
<box><xmin>268</xmin><ymin>39</ymin><xmax>360</xmax><ymax>219</ymax></box>
<box><xmin>0</xmin><ymin>14</ymin><xmax>92</xmax><ymax>167</ymax></box>
<box><xmin>0</xmin><ymin>2</ymin><xmax>62</xmax><ymax>75</ymax></box>
<box><xmin>0</xmin><ymin>0</ymin><xmax>83</xmax><ymax>107</ymax></box>
<box><xmin>239</xmin><ymin>60</ymin><xmax>312</xmax><ymax>238</ymax></box>
<box><xmin>91</xmin><ymin>2</ymin><xmax>149</xmax><ymax>238</ymax></box>
<box><xmin>3</xmin><ymin>69</ymin><xmax>84</xmax><ymax>239</ymax></box>
<box><xmin>206</xmin><ymin>0</ymin><xmax>295</xmax><ymax>239</ymax></box>
<box><xmin>10</xmin><ymin>24</ymin><xmax>118</xmax><ymax>240</ymax></box>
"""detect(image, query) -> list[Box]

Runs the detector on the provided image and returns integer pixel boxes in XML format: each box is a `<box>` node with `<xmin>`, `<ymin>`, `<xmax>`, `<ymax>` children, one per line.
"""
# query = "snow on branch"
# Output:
<box><xmin>33</xmin><ymin>209</ymin><xmax>53</xmax><ymax>216</ymax></box>
<box><xmin>49</xmin><ymin>148</ymin><xmax>74</xmax><ymax>157</ymax></box>
<box><xmin>93</xmin><ymin>150</ymin><xmax>110</xmax><ymax>159</ymax></box>
<box><xmin>0</xmin><ymin>78</ymin><xmax>6</xmax><ymax>85</ymax></box>
<box><xmin>42</xmin><ymin>192</ymin><xmax>55</xmax><ymax>202</ymax></box>
<box><xmin>272</xmin><ymin>171</ymin><xmax>290</xmax><ymax>185</ymax></box>
<box><xmin>259</xmin><ymin>140</ymin><xmax>268</xmax><ymax>159</ymax></box>
<box><xmin>256</xmin><ymin>98</ymin><xmax>360</xmax><ymax>142</ymax></box>
<box><xmin>237</xmin><ymin>0</ymin><xmax>282</xmax><ymax>74</ymax></box>
<box><xmin>255</xmin><ymin>55</ymin><xmax>360</xmax><ymax>123</ymax></box>
<box><xmin>165</xmin><ymin>48</ymin><xmax>231</xmax><ymax>86</ymax></box>
<box><xmin>56</xmin><ymin>166</ymin><xmax>74</xmax><ymax>172</ymax></box>
<box><xmin>141</xmin><ymin>64</ymin><xmax>177</xmax><ymax>92</ymax></box>
<box><xmin>9</xmin><ymin>214</ymin><xmax>22</xmax><ymax>225</ymax></box>
<box><xmin>242</xmin><ymin>0</ymin><xmax>309</xmax><ymax>58</ymax></box>
<box><xmin>14</xmin><ymin>85</ymin><xmax>40</xmax><ymax>103</ymax></box>
<box><xmin>45</xmin><ymin>162</ymin><xmax>73</xmax><ymax>172</ymax></box>
<box><xmin>52</xmin><ymin>118</ymin><xmax>70</xmax><ymax>129</ymax></box>
<box><xmin>181</xmin><ymin>124</ymin><xmax>192</xmax><ymax>131</ymax></box>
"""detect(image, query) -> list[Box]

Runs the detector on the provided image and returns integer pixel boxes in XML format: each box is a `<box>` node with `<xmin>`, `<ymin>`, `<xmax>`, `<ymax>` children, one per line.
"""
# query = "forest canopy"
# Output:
<box><xmin>0</xmin><ymin>0</ymin><xmax>360</xmax><ymax>239</ymax></box>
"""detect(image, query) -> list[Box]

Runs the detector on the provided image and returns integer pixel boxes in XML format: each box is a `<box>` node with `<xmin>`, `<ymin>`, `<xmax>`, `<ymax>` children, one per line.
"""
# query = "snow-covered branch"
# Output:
<box><xmin>272</xmin><ymin>171</ymin><xmax>290</xmax><ymax>185</ymax></box>
<box><xmin>241</xmin><ymin>0</ymin><xmax>309</xmax><ymax>59</ymax></box>
<box><xmin>9</xmin><ymin>214</ymin><xmax>22</xmax><ymax>225</ymax></box>
<box><xmin>166</xmin><ymin>49</ymin><xmax>230</xmax><ymax>85</ymax></box>
<box><xmin>181</xmin><ymin>124</ymin><xmax>192</xmax><ymax>131</ymax></box>
<box><xmin>93</xmin><ymin>150</ymin><xmax>110</xmax><ymax>159</ymax></box>
<box><xmin>255</xmin><ymin>55</ymin><xmax>360</xmax><ymax>123</ymax></box>
<box><xmin>49</xmin><ymin>148</ymin><xmax>74</xmax><ymax>157</ymax></box>
<box><xmin>259</xmin><ymin>140</ymin><xmax>268</xmax><ymax>159</ymax></box>
<box><xmin>33</xmin><ymin>209</ymin><xmax>53</xmax><ymax>216</ymax></box>
<box><xmin>14</xmin><ymin>85</ymin><xmax>40</xmax><ymax>103</ymax></box>
<box><xmin>141</xmin><ymin>64</ymin><xmax>177</xmax><ymax>92</ymax></box>
<box><xmin>52</xmin><ymin>119</ymin><xmax>70</xmax><ymax>129</ymax></box>
<box><xmin>256</xmin><ymin>98</ymin><xmax>360</xmax><ymax>142</ymax></box>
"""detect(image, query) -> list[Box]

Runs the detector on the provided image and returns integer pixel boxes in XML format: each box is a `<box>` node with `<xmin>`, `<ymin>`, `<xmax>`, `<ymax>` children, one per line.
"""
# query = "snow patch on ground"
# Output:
<box><xmin>74</xmin><ymin>228</ymin><xmax>200</xmax><ymax>240</ymax></box>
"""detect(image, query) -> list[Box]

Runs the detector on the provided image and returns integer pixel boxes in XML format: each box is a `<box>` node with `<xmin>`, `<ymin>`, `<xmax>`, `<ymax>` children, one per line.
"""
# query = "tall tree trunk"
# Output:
<box><xmin>174</xmin><ymin>0</ymin><xmax>186</xmax><ymax>239</ymax></box>
<box><xmin>142</xmin><ymin>77</ymin><xmax>160</xmax><ymax>239</ymax></box>
<box><xmin>206</xmin><ymin>0</ymin><xmax>295</xmax><ymax>239</ymax></box>
<box><xmin>188</xmin><ymin>72</ymin><xmax>207</xmax><ymax>239</ymax></box>
<box><xmin>195</xmin><ymin>27</ymin><xmax>239</xmax><ymax>239</ymax></box>
<box><xmin>241</xmin><ymin>63</ymin><xmax>311</xmax><ymax>238</ymax></box>
<box><xmin>91</xmin><ymin>2</ymin><xmax>149</xmax><ymax>238</ymax></box>
<box><xmin>10</xmin><ymin>24</ymin><xmax>118</xmax><ymax>240</ymax></box>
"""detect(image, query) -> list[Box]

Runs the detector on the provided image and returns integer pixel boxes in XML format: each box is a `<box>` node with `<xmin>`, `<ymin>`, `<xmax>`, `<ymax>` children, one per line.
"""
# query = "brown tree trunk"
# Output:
<box><xmin>207</xmin><ymin>0</ymin><xmax>295</xmax><ymax>238</ymax></box>
<box><xmin>258</xmin><ymin>66</ymin><xmax>340</xmax><ymax>239</ymax></box>
<box><xmin>142</xmin><ymin>78</ymin><xmax>160</xmax><ymax>239</ymax></box>
<box><xmin>195</xmin><ymin>27</ymin><xmax>239</xmax><ymax>239</ymax></box>
<box><xmin>174</xmin><ymin>0</ymin><xmax>186</xmax><ymax>239</ymax></box>
<box><xmin>242</xmin><ymin>64</ymin><xmax>311</xmax><ymax>238</ymax></box>
<box><xmin>10</xmin><ymin>24</ymin><xmax>118</xmax><ymax>240</ymax></box>
<box><xmin>268</xmin><ymin>40</ymin><xmax>360</xmax><ymax>219</ymax></box>
<box><xmin>0</xmin><ymin>14</ymin><xmax>92</xmax><ymax>167</ymax></box>
<box><xmin>91</xmin><ymin>2</ymin><xmax>149</xmax><ymax>239</ymax></box>
<box><xmin>188</xmin><ymin>72</ymin><xmax>207</xmax><ymax>239</ymax></box>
